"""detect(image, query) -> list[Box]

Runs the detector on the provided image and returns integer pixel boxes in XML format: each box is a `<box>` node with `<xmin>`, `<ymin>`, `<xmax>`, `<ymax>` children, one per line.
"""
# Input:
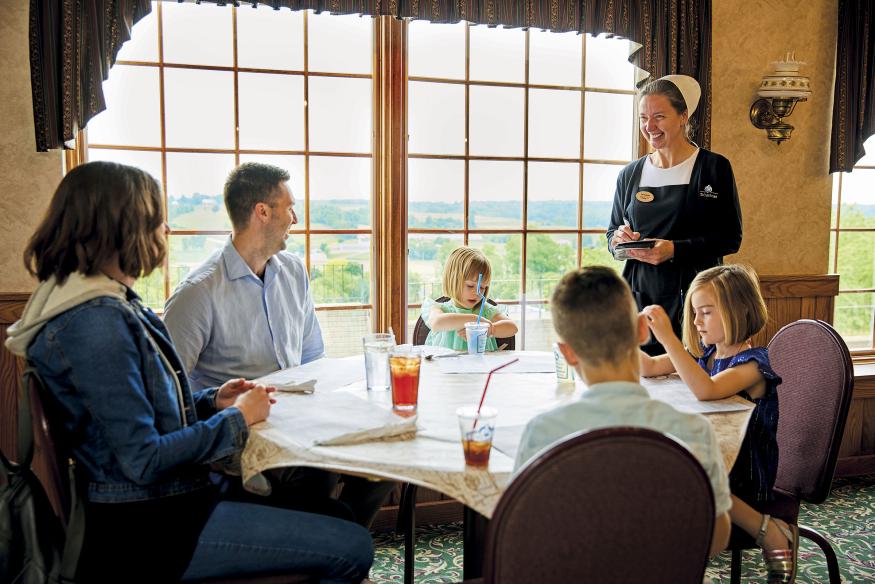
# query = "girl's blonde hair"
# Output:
<box><xmin>442</xmin><ymin>246</ymin><xmax>491</xmax><ymax>308</ymax></box>
<box><xmin>682</xmin><ymin>264</ymin><xmax>769</xmax><ymax>358</ymax></box>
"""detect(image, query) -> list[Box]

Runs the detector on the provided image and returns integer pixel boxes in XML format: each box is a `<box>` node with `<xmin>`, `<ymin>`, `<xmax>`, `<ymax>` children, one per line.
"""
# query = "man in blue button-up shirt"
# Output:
<box><xmin>164</xmin><ymin>162</ymin><xmax>392</xmax><ymax>528</ymax></box>
<box><xmin>165</xmin><ymin>165</ymin><xmax>323</xmax><ymax>391</ymax></box>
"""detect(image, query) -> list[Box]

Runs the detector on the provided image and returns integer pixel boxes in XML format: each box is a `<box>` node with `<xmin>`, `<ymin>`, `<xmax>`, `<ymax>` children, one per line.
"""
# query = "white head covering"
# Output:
<box><xmin>658</xmin><ymin>74</ymin><xmax>701</xmax><ymax>117</ymax></box>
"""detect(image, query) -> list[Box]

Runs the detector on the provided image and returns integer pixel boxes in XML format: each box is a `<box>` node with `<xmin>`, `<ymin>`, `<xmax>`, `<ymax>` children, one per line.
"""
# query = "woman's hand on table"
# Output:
<box><xmin>233</xmin><ymin>384</ymin><xmax>276</xmax><ymax>426</ymax></box>
<box><xmin>626</xmin><ymin>239</ymin><xmax>675</xmax><ymax>265</ymax></box>
<box><xmin>215</xmin><ymin>378</ymin><xmax>258</xmax><ymax>410</ymax></box>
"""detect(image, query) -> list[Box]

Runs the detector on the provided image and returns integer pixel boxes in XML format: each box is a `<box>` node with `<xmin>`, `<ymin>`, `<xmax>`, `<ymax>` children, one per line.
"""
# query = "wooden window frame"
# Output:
<box><xmin>831</xmin><ymin>171</ymin><xmax>875</xmax><ymax>357</ymax></box>
<box><xmin>67</xmin><ymin>8</ymin><xmax>640</xmax><ymax>347</ymax></box>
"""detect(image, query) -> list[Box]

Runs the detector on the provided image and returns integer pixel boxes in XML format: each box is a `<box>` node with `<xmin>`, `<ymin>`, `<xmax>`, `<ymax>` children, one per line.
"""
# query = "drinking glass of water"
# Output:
<box><xmin>362</xmin><ymin>332</ymin><xmax>395</xmax><ymax>391</ymax></box>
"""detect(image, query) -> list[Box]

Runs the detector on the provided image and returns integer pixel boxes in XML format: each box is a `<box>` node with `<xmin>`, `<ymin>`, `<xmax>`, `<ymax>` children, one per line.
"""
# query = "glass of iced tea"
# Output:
<box><xmin>389</xmin><ymin>345</ymin><xmax>422</xmax><ymax>416</ymax></box>
<box><xmin>457</xmin><ymin>406</ymin><xmax>497</xmax><ymax>468</ymax></box>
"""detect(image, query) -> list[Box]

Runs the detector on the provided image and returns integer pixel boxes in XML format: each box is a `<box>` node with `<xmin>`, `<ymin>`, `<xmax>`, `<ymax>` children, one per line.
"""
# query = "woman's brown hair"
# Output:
<box><xmin>24</xmin><ymin>161</ymin><xmax>166</xmax><ymax>284</ymax></box>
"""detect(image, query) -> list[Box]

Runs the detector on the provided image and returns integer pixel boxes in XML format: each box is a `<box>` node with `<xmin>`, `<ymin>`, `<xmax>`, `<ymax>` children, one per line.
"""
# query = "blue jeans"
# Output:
<box><xmin>182</xmin><ymin>501</ymin><xmax>374</xmax><ymax>583</ymax></box>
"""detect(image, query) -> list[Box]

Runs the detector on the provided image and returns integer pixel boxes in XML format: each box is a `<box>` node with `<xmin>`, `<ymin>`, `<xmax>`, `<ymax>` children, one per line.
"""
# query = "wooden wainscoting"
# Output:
<box><xmin>0</xmin><ymin>293</ymin><xmax>29</xmax><ymax>458</ymax></box>
<box><xmin>752</xmin><ymin>275</ymin><xmax>839</xmax><ymax>347</ymax></box>
<box><xmin>838</xmin><ymin>364</ymin><xmax>875</xmax><ymax>477</ymax></box>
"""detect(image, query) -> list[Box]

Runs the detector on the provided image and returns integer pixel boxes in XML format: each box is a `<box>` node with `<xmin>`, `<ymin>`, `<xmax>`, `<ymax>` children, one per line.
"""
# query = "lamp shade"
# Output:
<box><xmin>757</xmin><ymin>53</ymin><xmax>811</xmax><ymax>99</ymax></box>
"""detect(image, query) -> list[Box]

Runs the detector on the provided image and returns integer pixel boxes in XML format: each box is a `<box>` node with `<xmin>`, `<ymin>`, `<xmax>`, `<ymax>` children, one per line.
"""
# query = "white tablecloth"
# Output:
<box><xmin>241</xmin><ymin>351</ymin><xmax>753</xmax><ymax>518</ymax></box>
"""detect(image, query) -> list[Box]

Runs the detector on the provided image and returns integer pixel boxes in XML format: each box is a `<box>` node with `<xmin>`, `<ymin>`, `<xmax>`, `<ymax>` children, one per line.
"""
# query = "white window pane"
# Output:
<box><xmin>834</xmin><ymin>293</ymin><xmax>874</xmax><ymax>349</ymax></box>
<box><xmin>408</xmin><ymin>159</ymin><xmax>464</xmax><ymax>229</ymax></box>
<box><xmin>582</xmin><ymin>163</ymin><xmax>623</xmax><ymax>228</ymax></box>
<box><xmin>528</xmin><ymin>162</ymin><xmax>579</xmax><ymax>229</ymax></box>
<box><xmin>526</xmin><ymin>233</ymin><xmax>578</xmax><ymax>300</ymax></box>
<box><xmin>469</xmin><ymin>25</ymin><xmax>525</xmax><ymax>83</ymax></box>
<box><xmin>832</xmin><ymin>174</ymin><xmax>840</xmax><ymax>228</ymax></box>
<box><xmin>87</xmin><ymin>149</ymin><xmax>163</xmax><ymax>188</ymax></box>
<box><xmin>134</xmin><ymin>268</ymin><xmax>165</xmax><ymax>311</ymax></box>
<box><xmin>522</xmin><ymin>303</ymin><xmax>558</xmax><ymax>351</ymax></box>
<box><xmin>238</xmin><ymin>73</ymin><xmax>305</xmax><ymax>150</ymax></box>
<box><xmin>310</xmin><ymin>234</ymin><xmax>371</xmax><ymax>304</ymax></box>
<box><xmin>528</xmin><ymin>89</ymin><xmax>581</xmax><ymax>158</ymax></box>
<box><xmin>855</xmin><ymin>134</ymin><xmax>875</xmax><ymax>165</ymax></box>
<box><xmin>408</xmin><ymin>234</ymin><xmax>464</xmax><ymax>302</ymax></box>
<box><xmin>409</xmin><ymin>21</ymin><xmax>465</xmax><ymax>79</ymax></box>
<box><xmin>87</xmin><ymin>65</ymin><xmax>161</xmax><ymax>146</ymax></box>
<box><xmin>164</xmin><ymin>69</ymin><xmax>235</xmax><ymax>149</ymax></box>
<box><xmin>408</xmin><ymin>82</ymin><xmax>465</xmax><ymax>155</ymax></box>
<box><xmin>308</xmin><ymin>77</ymin><xmax>372</xmax><ymax>153</ymax></box>
<box><xmin>585</xmin><ymin>35</ymin><xmax>636</xmax><ymax>90</ymax></box>
<box><xmin>529</xmin><ymin>29</ymin><xmax>582</xmax><ymax>87</ymax></box>
<box><xmin>308</xmin><ymin>11</ymin><xmax>372</xmax><ymax>74</ymax></box>
<box><xmin>837</xmin><ymin>168</ymin><xmax>875</xmax><ymax>206</ymax></box>
<box><xmin>162</xmin><ymin>2</ymin><xmax>232</xmax><ymax>66</ymax></box>
<box><xmin>469</xmin><ymin>161</ymin><xmax>523</xmax><ymax>228</ymax></box>
<box><xmin>470</xmin><ymin>85</ymin><xmax>524</xmax><ymax>157</ymax></box>
<box><xmin>166</xmin><ymin>153</ymin><xmax>236</xmax><ymax>230</ymax></box>
<box><xmin>582</xmin><ymin>233</ymin><xmax>617</xmax><ymax>267</ymax></box>
<box><xmin>837</xmin><ymin>232</ymin><xmax>875</xmax><ymax>289</ymax></box>
<box><xmin>309</xmin><ymin>156</ymin><xmax>371</xmax><ymax>229</ymax></box>
<box><xmin>116</xmin><ymin>4</ymin><xmax>159</xmax><ymax>62</ymax></box>
<box><xmin>169</xmin><ymin>234</ymin><xmax>228</xmax><ymax>292</ymax></box>
<box><xmin>285</xmin><ymin>234</ymin><xmax>306</xmax><ymax>259</ymax></box>
<box><xmin>317</xmin><ymin>308</ymin><xmax>373</xmax><ymax>356</ymax></box>
<box><xmin>237</xmin><ymin>5</ymin><xmax>304</xmax><ymax>70</ymax></box>
<box><xmin>583</xmin><ymin>92</ymin><xmax>635</xmax><ymax>161</ymax></box>
<box><xmin>238</xmin><ymin>154</ymin><xmax>307</xmax><ymax>231</ymax></box>
<box><xmin>468</xmin><ymin>233</ymin><xmax>520</xmax><ymax>301</ymax></box>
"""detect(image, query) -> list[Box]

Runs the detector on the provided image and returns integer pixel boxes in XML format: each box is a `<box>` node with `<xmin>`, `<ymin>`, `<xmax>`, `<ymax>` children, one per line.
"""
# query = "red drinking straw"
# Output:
<box><xmin>472</xmin><ymin>357</ymin><xmax>519</xmax><ymax>430</ymax></box>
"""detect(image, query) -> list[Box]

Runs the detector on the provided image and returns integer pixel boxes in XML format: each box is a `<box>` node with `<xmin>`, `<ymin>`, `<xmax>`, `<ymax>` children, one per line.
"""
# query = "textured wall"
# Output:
<box><xmin>0</xmin><ymin>2</ymin><xmax>62</xmax><ymax>292</ymax></box>
<box><xmin>712</xmin><ymin>0</ymin><xmax>837</xmax><ymax>275</ymax></box>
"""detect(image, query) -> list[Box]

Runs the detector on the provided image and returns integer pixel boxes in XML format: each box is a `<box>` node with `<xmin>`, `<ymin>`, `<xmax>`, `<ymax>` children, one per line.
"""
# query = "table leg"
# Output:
<box><xmin>399</xmin><ymin>483</ymin><xmax>418</xmax><ymax>584</ymax></box>
<box><xmin>463</xmin><ymin>506</ymin><xmax>489</xmax><ymax>580</ymax></box>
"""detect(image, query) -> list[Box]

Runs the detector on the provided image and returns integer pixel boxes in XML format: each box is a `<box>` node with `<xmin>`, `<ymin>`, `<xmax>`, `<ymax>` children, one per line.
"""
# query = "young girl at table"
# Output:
<box><xmin>640</xmin><ymin>264</ymin><xmax>797</xmax><ymax>583</ymax></box>
<box><xmin>422</xmin><ymin>246</ymin><xmax>518</xmax><ymax>351</ymax></box>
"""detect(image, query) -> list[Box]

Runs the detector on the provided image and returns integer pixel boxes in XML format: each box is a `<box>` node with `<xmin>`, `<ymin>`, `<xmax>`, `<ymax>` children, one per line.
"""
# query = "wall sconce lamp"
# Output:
<box><xmin>750</xmin><ymin>52</ymin><xmax>811</xmax><ymax>144</ymax></box>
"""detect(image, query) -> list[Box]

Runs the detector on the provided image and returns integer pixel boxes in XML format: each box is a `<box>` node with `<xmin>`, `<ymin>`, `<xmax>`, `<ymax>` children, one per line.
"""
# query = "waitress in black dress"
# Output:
<box><xmin>607</xmin><ymin>75</ymin><xmax>743</xmax><ymax>355</ymax></box>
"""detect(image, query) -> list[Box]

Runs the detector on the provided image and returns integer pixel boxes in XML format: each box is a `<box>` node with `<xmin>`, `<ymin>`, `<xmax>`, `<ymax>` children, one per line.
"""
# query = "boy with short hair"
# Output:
<box><xmin>515</xmin><ymin>266</ymin><xmax>731</xmax><ymax>556</ymax></box>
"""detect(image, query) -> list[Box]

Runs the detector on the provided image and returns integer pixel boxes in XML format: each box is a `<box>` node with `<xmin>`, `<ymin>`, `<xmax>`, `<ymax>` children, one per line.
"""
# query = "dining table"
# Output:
<box><xmin>240</xmin><ymin>351</ymin><xmax>754</xmax><ymax>581</ymax></box>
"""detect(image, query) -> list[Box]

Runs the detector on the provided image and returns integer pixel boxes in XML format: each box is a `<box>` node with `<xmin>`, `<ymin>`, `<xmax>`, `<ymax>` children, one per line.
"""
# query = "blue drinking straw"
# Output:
<box><xmin>475</xmin><ymin>273</ymin><xmax>487</xmax><ymax>324</ymax></box>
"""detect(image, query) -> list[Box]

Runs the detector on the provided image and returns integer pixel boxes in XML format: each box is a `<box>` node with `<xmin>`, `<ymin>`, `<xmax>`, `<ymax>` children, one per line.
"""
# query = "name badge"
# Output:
<box><xmin>635</xmin><ymin>191</ymin><xmax>655</xmax><ymax>203</ymax></box>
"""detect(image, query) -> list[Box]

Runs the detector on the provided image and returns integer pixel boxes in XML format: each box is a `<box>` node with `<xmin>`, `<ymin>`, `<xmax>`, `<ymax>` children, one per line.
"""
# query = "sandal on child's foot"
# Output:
<box><xmin>755</xmin><ymin>514</ymin><xmax>799</xmax><ymax>584</ymax></box>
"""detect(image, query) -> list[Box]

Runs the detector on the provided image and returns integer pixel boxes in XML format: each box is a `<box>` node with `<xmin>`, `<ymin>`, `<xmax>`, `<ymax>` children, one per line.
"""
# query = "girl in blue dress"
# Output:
<box><xmin>640</xmin><ymin>264</ymin><xmax>797</xmax><ymax>584</ymax></box>
<box><xmin>422</xmin><ymin>246</ymin><xmax>518</xmax><ymax>351</ymax></box>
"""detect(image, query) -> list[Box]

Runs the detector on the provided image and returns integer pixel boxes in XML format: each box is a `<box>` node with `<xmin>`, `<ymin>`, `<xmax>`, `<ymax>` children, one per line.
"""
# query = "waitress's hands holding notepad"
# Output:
<box><xmin>612</xmin><ymin>220</ymin><xmax>675</xmax><ymax>265</ymax></box>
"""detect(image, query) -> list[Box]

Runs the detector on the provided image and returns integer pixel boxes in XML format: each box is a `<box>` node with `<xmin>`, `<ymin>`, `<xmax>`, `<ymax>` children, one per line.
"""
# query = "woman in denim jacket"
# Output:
<box><xmin>5</xmin><ymin>161</ymin><xmax>373</xmax><ymax>583</ymax></box>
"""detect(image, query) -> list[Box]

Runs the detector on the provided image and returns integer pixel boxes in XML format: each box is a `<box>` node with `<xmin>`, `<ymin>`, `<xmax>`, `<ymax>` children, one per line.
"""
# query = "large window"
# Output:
<box><xmin>406</xmin><ymin>22</ymin><xmax>638</xmax><ymax>349</ymax></box>
<box><xmin>85</xmin><ymin>2</ymin><xmax>638</xmax><ymax>355</ymax></box>
<box><xmin>87</xmin><ymin>2</ymin><xmax>374</xmax><ymax>356</ymax></box>
<box><xmin>832</xmin><ymin>135</ymin><xmax>875</xmax><ymax>352</ymax></box>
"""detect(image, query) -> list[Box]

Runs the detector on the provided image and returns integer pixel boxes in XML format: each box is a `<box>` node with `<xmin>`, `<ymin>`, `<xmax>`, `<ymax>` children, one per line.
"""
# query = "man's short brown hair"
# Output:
<box><xmin>550</xmin><ymin>266</ymin><xmax>639</xmax><ymax>366</ymax></box>
<box><xmin>24</xmin><ymin>161</ymin><xmax>166</xmax><ymax>284</ymax></box>
<box><xmin>224</xmin><ymin>162</ymin><xmax>291</xmax><ymax>230</ymax></box>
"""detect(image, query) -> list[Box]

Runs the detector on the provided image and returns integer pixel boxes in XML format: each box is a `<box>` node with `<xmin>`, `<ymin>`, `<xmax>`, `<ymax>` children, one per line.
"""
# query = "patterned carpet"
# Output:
<box><xmin>371</xmin><ymin>475</ymin><xmax>875</xmax><ymax>583</ymax></box>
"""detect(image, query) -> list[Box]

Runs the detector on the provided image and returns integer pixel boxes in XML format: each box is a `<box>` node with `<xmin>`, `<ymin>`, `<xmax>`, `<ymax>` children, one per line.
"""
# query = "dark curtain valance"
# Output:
<box><xmin>30</xmin><ymin>0</ymin><xmax>711</xmax><ymax>151</ymax></box>
<box><xmin>830</xmin><ymin>0</ymin><xmax>875</xmax><ymax>173</ymax></box>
